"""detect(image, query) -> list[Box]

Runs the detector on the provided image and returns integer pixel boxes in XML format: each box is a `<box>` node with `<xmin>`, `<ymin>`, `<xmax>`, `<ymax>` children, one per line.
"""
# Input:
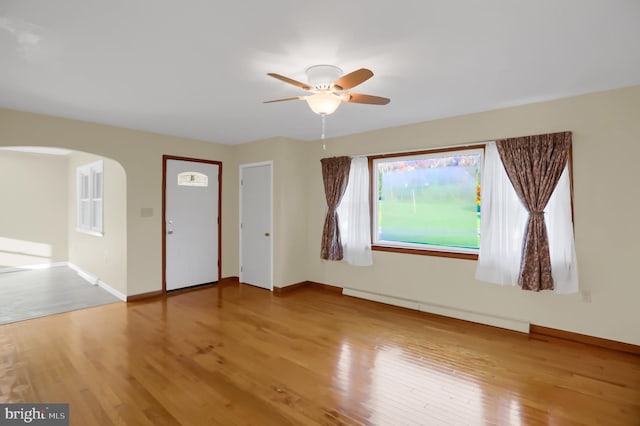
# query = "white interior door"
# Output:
<box><xmin>165</xmin><ymin>159</ymin><xmax>219</xmax><ymax>291</ymax></box>
<box><xmin>240</xmin><ymin>162</ymin><xmax>272</xmax><ymax>290</ymax></box>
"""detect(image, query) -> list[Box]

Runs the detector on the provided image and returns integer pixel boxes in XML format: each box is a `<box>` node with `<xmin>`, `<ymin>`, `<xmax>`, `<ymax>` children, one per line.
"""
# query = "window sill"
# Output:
<box><xmin>75</xmin><ymin>228</ymin><xmax>104</xmax><ymax>237</ymax></box>
<box><xmin>371</xmin><ymin>245</ymin><xmax>478</xmax><ymax>260</ymax></box>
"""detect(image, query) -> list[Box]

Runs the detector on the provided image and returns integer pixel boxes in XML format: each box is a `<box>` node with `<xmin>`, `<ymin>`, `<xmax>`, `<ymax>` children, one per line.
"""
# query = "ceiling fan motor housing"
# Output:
<box><xmin>306</xmin><ymin>65</ymin><xmax>343</xmax><ymax>90</ymax></box>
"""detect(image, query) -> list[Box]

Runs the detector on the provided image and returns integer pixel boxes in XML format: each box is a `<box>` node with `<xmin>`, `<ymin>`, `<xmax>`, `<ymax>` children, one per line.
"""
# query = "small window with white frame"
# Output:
<box><xmin>77</xmin><ymin>160</ymin><xmax>103</xmax><ymax>235</ymax></box>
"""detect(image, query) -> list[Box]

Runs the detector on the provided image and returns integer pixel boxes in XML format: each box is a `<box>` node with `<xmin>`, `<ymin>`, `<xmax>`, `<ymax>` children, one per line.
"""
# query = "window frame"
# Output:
<box><xmin>368</xmin><ymin>144</ymin><xmax>486</xmax><ymax>260</ymax></box>
<box><xmin>76</xmin><ymin>160</ymin><xmax>104</xmax><ymax>236</ymax></box>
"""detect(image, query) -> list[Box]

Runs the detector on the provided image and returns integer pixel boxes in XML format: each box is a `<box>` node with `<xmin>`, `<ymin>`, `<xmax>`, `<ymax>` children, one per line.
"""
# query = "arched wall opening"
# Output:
<box><xmin>0</xmin><ymin>146</ymin><xmax>128</xmax><ymax>296</ymax></box>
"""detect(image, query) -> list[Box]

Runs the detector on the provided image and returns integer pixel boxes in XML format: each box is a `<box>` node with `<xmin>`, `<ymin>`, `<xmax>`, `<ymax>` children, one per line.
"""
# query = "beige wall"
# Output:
<box><xmin>67</xmin><ymin>151</ymin><xmax>127</xmax><ymax>295</ymax></box>
<box><xmin>1</xmin><ymin>85</ymin><xmax>638</xmax><ymax>345</ymax></box>
<box><xmin>0</xmin><ymin>150</ymin><xmax>68</xmax><ymax>268</ymax></box>
<box><xmin>234</xmin><ymin>137</ymin><xmax>311</xmax><ymax>287</ymax></box>
<box><xmin>305</xmin><ymin>85</ymin><xmax>640</xmax><ymax>346</ymax></box>
<box><xmin>0</xmin><ymin>109</ymin><xmax>237</xmax><ymax>296</ymax></box>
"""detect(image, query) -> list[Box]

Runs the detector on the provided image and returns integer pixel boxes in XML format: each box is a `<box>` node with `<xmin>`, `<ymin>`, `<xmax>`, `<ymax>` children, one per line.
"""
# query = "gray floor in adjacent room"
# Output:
<box><xmin>0</xmin><ymin>266</ymin><xmax>121</xmax><ymax>325</ymax></box>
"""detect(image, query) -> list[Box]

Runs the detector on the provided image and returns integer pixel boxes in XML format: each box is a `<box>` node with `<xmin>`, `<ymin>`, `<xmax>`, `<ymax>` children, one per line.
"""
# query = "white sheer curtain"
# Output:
<box><xmin>475</xmin><ymin>142</ymin><xmax>578</xmax><ymax>293</ymax></box>
<box><xmin>337</xmin><ymin>157</ymin><xmax>373</xmax><ymax>266</ymax></box>
<box><xmin>545</xmin><ymin>166</ymin><xmax>579</xmax><ymax>293</ymax></box>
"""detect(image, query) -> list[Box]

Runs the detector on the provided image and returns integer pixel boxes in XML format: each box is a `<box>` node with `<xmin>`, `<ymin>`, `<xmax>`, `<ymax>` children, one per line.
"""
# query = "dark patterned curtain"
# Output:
<box><xmin>496</xmin><ymin>131</ymin><xmax>571</xmax><ymax>291</ymax></box>
<box><xmin>320</xmin><ymin>156</ymin><xmax>351</xmax><ymax>260</ymax></box>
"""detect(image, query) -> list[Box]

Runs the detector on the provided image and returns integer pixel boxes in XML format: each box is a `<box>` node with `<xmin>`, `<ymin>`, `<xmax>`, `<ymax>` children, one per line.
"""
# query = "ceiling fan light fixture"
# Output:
<box><xmin>306</xmin><ymin>65</ymin><xmax>343</xmax><ymax>90</ymax></box>
<box><xmin>265</xmin><ymin>65</ymin><xmax>389</xmax><ymax>120</ymax></box>
<box><xmin>305</xmin><ymin>92</ymin><xmax>342</xmax><ymax>115</ymax></box>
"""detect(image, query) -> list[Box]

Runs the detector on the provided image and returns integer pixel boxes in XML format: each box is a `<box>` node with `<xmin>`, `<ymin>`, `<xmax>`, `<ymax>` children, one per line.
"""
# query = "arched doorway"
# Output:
<box><xmin>0</xmin><ymin>146</ymin><xmax>127</xmax><ymax>323</ymax></box>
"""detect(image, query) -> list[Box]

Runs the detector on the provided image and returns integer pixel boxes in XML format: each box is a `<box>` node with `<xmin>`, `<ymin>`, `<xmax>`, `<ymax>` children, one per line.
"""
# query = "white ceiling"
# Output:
<box><xmin>1</xmin><ymin>1</ymin><xmax>639</xmax><ymax>145</ymax></box>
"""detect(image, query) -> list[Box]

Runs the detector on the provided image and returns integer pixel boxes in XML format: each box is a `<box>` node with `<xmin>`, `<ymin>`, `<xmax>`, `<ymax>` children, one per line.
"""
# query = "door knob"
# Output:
<box><xmin>264</xmin><ymin>232</ymin><xmax>270</xmax><ymax>237</ymax></box>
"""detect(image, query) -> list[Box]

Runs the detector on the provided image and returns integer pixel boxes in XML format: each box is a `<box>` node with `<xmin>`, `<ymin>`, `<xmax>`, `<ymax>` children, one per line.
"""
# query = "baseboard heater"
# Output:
<box><xmin>342</xmin><ymin>288</ymin><xmax>530</xmax><ymax>333</ymax></box>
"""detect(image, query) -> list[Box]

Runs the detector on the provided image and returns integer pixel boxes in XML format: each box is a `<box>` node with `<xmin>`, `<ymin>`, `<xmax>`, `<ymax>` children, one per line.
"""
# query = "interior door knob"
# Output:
<box><xmin>264</xmin><ymin>232</ymin><xmax>270</xmax><ymax>237</ymax></box>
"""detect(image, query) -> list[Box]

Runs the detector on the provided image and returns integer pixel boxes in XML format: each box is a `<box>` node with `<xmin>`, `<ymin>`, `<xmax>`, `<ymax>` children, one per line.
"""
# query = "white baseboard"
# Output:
<box><xmin>0</xmin><ymin>261</ymin><xmax>69</xmax><ymax>274</ymax></box>
<box><xmin>95</xmin><ymin>279</ymin><xmax>126</xmax><ymax>302</ymax></box>
<box><xmin>342</xmin><ymin>288</ymin><xmax>530</xmax><ymax>333</ymax></box>
<box><xmin>68</xmin><ymin>262</ymin><xmax>98</xmax><ymax>285</ymax></box>
<box><xmin>67</xmin><ymin>262</ymin><xmax>126</xmax><ymax>302</ymax></box>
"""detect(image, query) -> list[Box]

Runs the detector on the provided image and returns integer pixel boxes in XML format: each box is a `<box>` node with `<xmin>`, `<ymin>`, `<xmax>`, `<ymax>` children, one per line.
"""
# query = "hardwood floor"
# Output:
<box><xmin>1</xmin><ymin>282</ymin><xmax>638</xmax><ymax>425</ymax></box>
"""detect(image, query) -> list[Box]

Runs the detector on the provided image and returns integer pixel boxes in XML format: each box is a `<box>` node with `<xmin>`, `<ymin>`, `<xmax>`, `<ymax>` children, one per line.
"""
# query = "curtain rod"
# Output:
<box><xmin>346</xmin><ymin>130</ymin><xmax>571</xmax><ymax>158</ymax></box>
<box><xmin>349</xmin><ymin>139</ymin><xmax>494</xmax><ymax>159</ymax></box>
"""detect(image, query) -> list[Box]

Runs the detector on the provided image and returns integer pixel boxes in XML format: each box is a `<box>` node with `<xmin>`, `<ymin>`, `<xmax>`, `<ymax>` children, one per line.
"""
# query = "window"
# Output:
<box><xmin>77</xmin><ymin>160</ymin><xmax>103</xmax><ymax>235</ymax></box>
<box><xmin>178</xmin><ymin>171</ymin><xmax>208</xmax><ymax>187</ymax></box>
<box><xmin>370</xmin><ymin>146</ymin><xmax>484</xmax><ymax>258</ymax></box>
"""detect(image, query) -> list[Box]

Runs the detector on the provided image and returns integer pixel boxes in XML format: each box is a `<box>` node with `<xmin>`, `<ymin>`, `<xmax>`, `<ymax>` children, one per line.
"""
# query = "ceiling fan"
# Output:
<box><xmin>264</xmin><ymin>65</ymin><xmax>390</xmax><ymax>117</ymax></box>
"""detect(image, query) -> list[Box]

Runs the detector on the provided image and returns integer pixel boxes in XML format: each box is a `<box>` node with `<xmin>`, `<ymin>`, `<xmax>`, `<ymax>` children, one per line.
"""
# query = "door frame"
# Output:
<box><xmin>162</xmin><ymin>155</ymin><xmax>223</xmax><ymax>293</ymax></box>
<box><xmin>239</xmin><ymin>161</ymin><xmax>274</xmax><ymax>291</ymax></box>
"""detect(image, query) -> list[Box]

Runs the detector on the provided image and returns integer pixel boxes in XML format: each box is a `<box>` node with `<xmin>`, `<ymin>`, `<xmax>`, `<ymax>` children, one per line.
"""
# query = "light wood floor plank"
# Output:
<box><xmin>1</xmin><ymin>282</ymin><xmax>638</xmax><ymax>425</ymax></box>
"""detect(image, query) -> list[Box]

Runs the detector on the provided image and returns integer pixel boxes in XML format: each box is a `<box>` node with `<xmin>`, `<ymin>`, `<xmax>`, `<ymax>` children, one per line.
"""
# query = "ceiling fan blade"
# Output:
<box><xmin>267</xmin><ymin>73</ymin><xmax>312</xmax><ymax>90</ymax></box>
<box><xmin>346</xmin><ymin>93</ymin><xmax>390</xmax><ymax>105</ymax></box>
<box><xmin>333</xmin><ymin>68</ymin><xmax>374</xmax><ymax>91</ymax></box>
<box><xmin>263</xmin><ymin>96</ymin><xmax>303</xmax><ymax>103</ymax></box>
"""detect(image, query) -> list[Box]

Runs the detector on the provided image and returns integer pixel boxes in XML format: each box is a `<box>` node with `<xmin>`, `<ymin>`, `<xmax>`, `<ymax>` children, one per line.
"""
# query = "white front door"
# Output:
<box><xmin>240</xmin><ymin>162</ymin><xmax>272</xmax><ymax>290</ymax></box>
<box><xmin>165</xmin><ymin>159</ymin><xmax>220</xmax><ymax>291</ymax></box>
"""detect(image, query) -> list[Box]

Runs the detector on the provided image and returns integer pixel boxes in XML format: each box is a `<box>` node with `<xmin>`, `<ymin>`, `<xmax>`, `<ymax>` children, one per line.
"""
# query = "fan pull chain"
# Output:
<box><xmin>321</xmin><ymin>114</ymin><xmax>326</xmax><ymax>150</ymax></box>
